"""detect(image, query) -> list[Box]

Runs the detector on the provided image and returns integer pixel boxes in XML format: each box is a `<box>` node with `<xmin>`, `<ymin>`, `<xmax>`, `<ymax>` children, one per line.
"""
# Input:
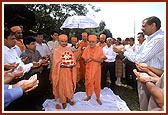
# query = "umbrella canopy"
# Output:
<box><xmin>60</xmin><ymin>16</ymin><xmax>98</xmax><ymax>29</ymax></box>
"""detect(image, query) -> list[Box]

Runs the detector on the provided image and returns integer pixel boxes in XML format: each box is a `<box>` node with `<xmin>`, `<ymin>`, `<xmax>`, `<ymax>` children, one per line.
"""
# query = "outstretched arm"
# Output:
<box><xmin>145</xmin><ymin>80</ymin><xmax>164</xmax><ymax>108</ymax></box>
<box><xmin>133</xmin><ymin>69</ymin><xmax>164</xmax><ymax>108</ymax></box>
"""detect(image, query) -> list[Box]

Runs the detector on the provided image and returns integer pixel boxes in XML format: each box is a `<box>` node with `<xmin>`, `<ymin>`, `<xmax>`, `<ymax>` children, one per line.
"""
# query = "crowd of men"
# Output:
<box><xmin>3</xmin><ymin>16</ymin><xmax>164</xmax><ymax>111</ymax></box>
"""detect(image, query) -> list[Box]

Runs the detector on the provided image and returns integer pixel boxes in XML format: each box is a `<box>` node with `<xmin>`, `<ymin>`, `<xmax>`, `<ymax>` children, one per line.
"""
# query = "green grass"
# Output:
<box><xmin>114</xmin><ymin>85</ymin><xmax>140</xmax><ymax>111</ymax></box>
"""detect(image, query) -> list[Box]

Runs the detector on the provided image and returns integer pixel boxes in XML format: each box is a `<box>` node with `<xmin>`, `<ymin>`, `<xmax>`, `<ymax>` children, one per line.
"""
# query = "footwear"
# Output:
<box><xmin>116</xmin><ymin>82</ymin><xmax>122</xmax><ymax>86</ymax></box>
<box><xmin>96</xmin><ymin>99</ymin><xmax>102</xmax><ymax>105</ymax></box>
<box><xmin>84</xmin><ymin>96</ymin><xmax>91</xmax><ymax>101</ymax></box>
<box><xmin>115</xmin><ymin>78</ymin><xmax>122</xmax><ymax>86</ymax></box>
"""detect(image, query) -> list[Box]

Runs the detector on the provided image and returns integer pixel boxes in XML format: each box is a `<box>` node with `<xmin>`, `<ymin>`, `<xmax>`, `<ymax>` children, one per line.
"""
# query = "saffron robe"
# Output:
<box><xmin>79</xmin><ymin>41</ymin><xmax>89</xmax><ymax>79</ymax></box>
<box><xmin>82</xmin><ymin>45</ymin><xmax>105</xmax><ymax>99</ymax></box>
<box><xmin>51</xmin><ymin>45</ymin><xmax>77</xmax><ymax>103</ymax></box>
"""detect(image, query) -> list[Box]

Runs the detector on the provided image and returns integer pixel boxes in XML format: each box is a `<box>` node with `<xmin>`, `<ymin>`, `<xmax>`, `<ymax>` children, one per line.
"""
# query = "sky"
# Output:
<box><xmin>2</xmin><ymin>2</ymin><xmax>165</xmax><ymax>40</ymax></box>
<box><xmin>87</xmin><ymin>2</ymin><xmax>166</xmax><ymax>40</ymax></box>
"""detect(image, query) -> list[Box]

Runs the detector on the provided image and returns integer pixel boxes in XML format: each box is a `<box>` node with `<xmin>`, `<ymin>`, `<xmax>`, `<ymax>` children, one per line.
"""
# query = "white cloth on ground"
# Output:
<box><xmin>42</xmin><ymin>87</ymin><xmax>130</xmax><ymax>111</ymax></box>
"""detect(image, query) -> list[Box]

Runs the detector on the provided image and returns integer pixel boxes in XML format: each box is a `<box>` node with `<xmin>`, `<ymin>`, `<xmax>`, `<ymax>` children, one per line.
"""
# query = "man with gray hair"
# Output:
<box><xmin>113</xmin><ymin>16</ymin><xmax>164</xmax><ymax>111</ymax></box>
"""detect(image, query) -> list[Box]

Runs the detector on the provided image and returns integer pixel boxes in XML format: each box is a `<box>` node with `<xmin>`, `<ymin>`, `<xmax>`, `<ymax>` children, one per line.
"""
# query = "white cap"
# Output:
<box><xmin>106</xmin><ymin>37</ymin><xmax>112</xmax><ymax>41</ymax></box>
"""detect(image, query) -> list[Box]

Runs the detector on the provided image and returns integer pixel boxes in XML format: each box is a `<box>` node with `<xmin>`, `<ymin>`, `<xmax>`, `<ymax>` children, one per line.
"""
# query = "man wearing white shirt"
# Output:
<box><xmin>35</xmin><ymin>32</ymin><xmax>51</xmax><ymax>58</ymax></box>
<box><xmin>134</xmin><ymin>32</ymin><xmax>145</xmax><ymax>52</ymax></box>
<box><xmin>35</xmin><ymin>32</ymin><xmax>51</xmax><ymax>69</ymax></box>
<box><xmin>124</xmin><ymin>37</ymin><xmax>137</xmax><ymax>90</ymax></box>
<box><xmin>12</xmin><ymin>45</ymin><xmax>22</xmax><ymax>57</ymax></box>
<box><xmin>4</xmin><ymin>28</ymin><xmax>42</xmax><ymax>111</ymax></box>
<box><xmin>4</xmin><ymin>29</ymin><xmax>39</xmax><ymax>82</ymax></box>
<box><xmin>113</xmin><ymin>16</ymin><xmax>164</xmax><ymax>111</ymax></box>
<box><xmin>47</xmin><ymin>30</ymin><xmax>59</xmax><ymax>66</ymax></box>
<box><xmin>101</xmin><ymin>37</ymin><xmax>117</xmax><ymax>91</ymax></box>
<box><xmin>35</xmin><ymin>32</ymin><xmax>52</xmax><ymax>94</ymax></box>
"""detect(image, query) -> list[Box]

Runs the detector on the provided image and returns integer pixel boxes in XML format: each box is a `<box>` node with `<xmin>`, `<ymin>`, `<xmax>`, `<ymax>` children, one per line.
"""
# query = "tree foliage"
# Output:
<box><xmin>25</xmin><ymin>4</ymin><xmax>90</xmax><ymax>38</ymax></box>
<box><xmin>96</xmin><ymin>21</ymin><xmax>113</xmax><ymax>38</ymax></box>
<box><xmin>99</xmin><ymin>20</ymin><xmax>106</xmax><ymax>31</ymax></box>
<box><xmin>24</xmin><ymin>4</ymin><xmax>112</xmax><ymax>40</ymax></box>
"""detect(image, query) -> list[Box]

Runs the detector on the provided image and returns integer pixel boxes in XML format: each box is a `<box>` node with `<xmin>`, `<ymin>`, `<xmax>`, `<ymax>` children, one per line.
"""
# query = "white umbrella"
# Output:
<box><xmin>60</xmin><ymin>15</ymin><xmax>99</xmax><ymax>29</ymax></box>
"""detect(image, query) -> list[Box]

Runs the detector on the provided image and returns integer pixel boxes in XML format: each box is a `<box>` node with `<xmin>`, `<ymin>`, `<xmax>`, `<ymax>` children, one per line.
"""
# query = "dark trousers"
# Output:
<box><xmin>101</xmin><ymin>61</ymin><xmax>116</xmax><ymax>90</ymax></box>
<box><xmin>125</xmin><ymin>60</ymin><xmax>137</xmax><ymax>90</ymax></box>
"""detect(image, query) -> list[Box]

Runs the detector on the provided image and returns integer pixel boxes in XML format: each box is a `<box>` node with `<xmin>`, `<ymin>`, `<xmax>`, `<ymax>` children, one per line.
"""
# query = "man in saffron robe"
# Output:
<box><xmin>51</xmin><ymin>34</ymin><xmax>77</xmax><ymax>109</ymax></box>
<box><xmin>82</xmin><ymin>35</ymin><xmax>105</xmax><ymax>105</ymax></box>
<box><xmin>10</xmin><ymin>26</ymin><xmax>26</xmax><ymax>52</ymax></box>
<box><xmin>96</xmin><ymin>34</ymin><xmax>107</xmax><ymax>48</ymax></box>
<box><xmin>70</xmin><ymin>37</ymin><xmax>82</xmax><ymax>83</ymax></box>
<box><xmin>79</xmin><ymin>32</ymin><xmax>89</xmax><ymax>80</ymax></box>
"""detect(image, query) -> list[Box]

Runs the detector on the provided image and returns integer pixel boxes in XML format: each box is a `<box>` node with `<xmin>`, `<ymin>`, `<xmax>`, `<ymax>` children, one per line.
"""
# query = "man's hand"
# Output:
<box><xmin>43</xmin><ymin>55</ymin><xmax>50</xmax><ymax>61</ymax></box>
<box><xmin>135</xmin><ymin>61</ymin><xmax>150</xmax><ymax>73</ymax></box>
<box><xmin>13</xmin><ymin>66</ymin><xmax>24</xmax><ymax>78</ymax></box>
<box><xmin>32</xmin><ymin>62</ymin><xmax>41</xmax><ymax>68</ymax></box>
<box><xmin>13</xmin><ymin>74</ymin><xmax>39</xmax><ymax>92</ymax></box>
<box><xmin>24</xmin><ymin>74</ymin><xmax>39</xmax><ymax>92</ymax></box>
<box><xmin>4</xmin><ymin>66</ymin><xmax>23</xmax><ymax>80</ymax></box>
<box><xmin>4</xmin><ymin>62</ymin><xmax>19</xmax><ymax>71</ymax></box>
<box><xmin>90</xmin><ymin>57</ymin><xmax>104</xmax><ymax>63</ymax></box>
<box><xmin>85</xmin><ymin>58</ymin><xmax>92</xmax><ymax>63</ymax></box>
<box><xmin>21</xmin><ymin>57</ymin><xmax>28</xmax><ymax>63</ymax></box>
<box><xmin>4</xmin><ymin>69</ymin><xmax>13</xmax><ymax>77</ymax></box>
<box><xmin>41</xmin><ymin>59</ymin><xmax>49</xmax><ymax>66</ymax></box>
<box><xmin>133</xmin><ymin>69</ymin><xmax>151</xmax><ymax>83</ymax></box>
<box><xmin>113</xmin><ymin>45</ymin><xmax>124</xmax><ymax>53</ymax></box>
<box><xmin>4</xmin><ymin>68</ymin><xmax>23</xmax><ymax>84</ymax></box>
<box><xmin>71</xmin><ymin>47</ymin><xmax>78</xmax><ymax>52</ymax></box>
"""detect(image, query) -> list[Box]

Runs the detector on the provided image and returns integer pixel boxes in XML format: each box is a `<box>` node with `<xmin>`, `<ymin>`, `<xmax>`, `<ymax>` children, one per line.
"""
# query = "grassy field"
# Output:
<box><xmin>114</xmin><ymin>85</ymin><xmax>140</xmax><ymax>111</ymax></box>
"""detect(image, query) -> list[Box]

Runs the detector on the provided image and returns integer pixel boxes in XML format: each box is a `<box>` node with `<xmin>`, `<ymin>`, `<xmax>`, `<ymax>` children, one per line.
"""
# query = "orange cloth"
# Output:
<box><xmin>71</xmin><ymin>46</ymin><xmax>82</xmax><ymax>82</ymax></box>
<box><xmin>82</xmin><ymin>45</ymin><xmax>105</xmax><ymax>99</ymax></box>
<box><xmin>15</xmin><ymin>39</ymin><xmax>26</xmax><ymax>52</ymax></box>
<box><xmin>51</xmin><ymin>45</ymin><xmax>77</xmax><ymax>103</ymax></box>
<box><xmin>10</xmin><ymin>26</ymin><xmax>25</xmax><ymax>51</ymax></box>
<box><xmin>88</xmin><ymin>35</ymin><xmax>97</xmax><ymax>41</ymax></box>
<box><xmin>81</xmin><ymin>32</ymin><xmax>88</xmax><ymax>37</ymax></box>
<box><xmin>100</xmin><ymin>34</ymin><xmax>106</xmax><ymax>39</ymax></box>
<box><xmin>79</xmin><ymin>40</ymin><xmax>89</xmax><ymax>79</ymax></box>
<box><xmin>79</xmin><ymin>40</ymin><xmax>89</xmax><ymax>53</ymax></box>
<box><xmin>96</xmin><ymin>42</ymin><xmax>107</xmax><ymax>48</ymax></box>
<box><xmin>10</xmin><ymin>26</ymin><xmax>22</xmax><ymax>33</ymax></box>
<box><xmin>71</xmin><ymin>37</ymin><xmax>77</xmax><ymax>42</ymax></box>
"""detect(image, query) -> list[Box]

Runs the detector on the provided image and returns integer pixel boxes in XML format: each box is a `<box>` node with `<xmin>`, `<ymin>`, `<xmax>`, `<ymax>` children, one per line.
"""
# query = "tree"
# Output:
<box><xmin>5</xmin><ymin>4</ymin><xmax>114</xmax><ymax>41</ymax></box>
<box><xmin>102</xmin><ymin>29</ymin><xmax>113</xmax><ymax>38</ymax></box>
<box><xmin>95</xmin><ymin>21</ymin><xmax>113</xmax><ymax>39</ymax></box>
<box><xmin>4</xmin><ymin>4</ymin><xmax>35</xmax><ymax>30</ymax></box>
<box><xmin>25</xmin><ymin>4</ymin><xmax>101</xmax><ymax>40</ymax></box>
<box><xmin>99</xmin><ymin>20</ymin><xmax>106</xmax><ymax>31</ymax></box>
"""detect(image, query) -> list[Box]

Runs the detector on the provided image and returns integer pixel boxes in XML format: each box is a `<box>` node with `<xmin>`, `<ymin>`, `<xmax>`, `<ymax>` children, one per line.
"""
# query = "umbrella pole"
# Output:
<box><xmin>78</xmin><ymin>24</ymin><xmax>80</xmax><ymax>40</ymax></box>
